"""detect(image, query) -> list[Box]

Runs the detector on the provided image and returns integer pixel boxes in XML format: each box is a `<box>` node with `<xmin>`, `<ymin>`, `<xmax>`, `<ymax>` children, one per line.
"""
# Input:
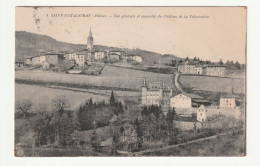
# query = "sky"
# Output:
<box><xmin>15</xmin><ymin>7</ymin><xmax>246</xmax><ymax>63</ymax></box>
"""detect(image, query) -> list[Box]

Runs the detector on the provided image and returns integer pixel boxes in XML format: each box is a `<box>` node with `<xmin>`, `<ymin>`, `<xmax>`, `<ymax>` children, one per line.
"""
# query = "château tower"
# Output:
<box><xmin>141</xmin><ymin>77</ymin><xmax>147</xmax><ymax>105</ymax></box>
<box><xmin>87</xmin><ymin>27</ymin><xmax>93</xmax><ymax>50</ymax></box>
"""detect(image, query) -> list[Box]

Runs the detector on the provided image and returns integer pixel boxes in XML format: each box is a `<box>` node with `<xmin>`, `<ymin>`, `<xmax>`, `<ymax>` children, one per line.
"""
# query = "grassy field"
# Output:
<box><xmin>179</xmin><ymin>75</ymin><xmax>245</xmax><ymax>94</ymax></box>
<box><xmin>15</xmin><ymin>83</ymin><xmax>109</xmax><ymax>111</ymax></box>
<box><xmin>16</xmin><ymin>66</ymin><xmax>174</xmax><ymax>90</ymax></box>
<box><xmin>101</xmin><ymin>65</ymin><xmax>172</xmax><ymax>78</ymax></box>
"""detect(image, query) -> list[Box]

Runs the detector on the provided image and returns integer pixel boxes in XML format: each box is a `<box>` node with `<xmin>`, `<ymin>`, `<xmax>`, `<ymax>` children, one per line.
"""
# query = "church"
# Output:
<box><xmin>64</xmin><ymin>28</ymin><xmax>108</xmax><ymax>65</ymax></box>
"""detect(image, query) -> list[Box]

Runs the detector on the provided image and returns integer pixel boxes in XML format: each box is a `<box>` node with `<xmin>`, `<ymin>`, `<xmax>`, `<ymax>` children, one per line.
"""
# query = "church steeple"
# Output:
<box><xmin>87</xmin><ymin>27</ymin><xmax>94</xmax><ymax>50</ymax></box>
<box><xmin>89</xmin><ymin>27</ymin><xmax>92</xmax><ymax>37</ymax></box>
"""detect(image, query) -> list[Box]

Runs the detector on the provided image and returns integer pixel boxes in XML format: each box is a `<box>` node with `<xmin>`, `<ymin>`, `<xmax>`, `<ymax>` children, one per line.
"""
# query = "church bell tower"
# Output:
<box><xmin>87</xmin><ymin>27</ymin><xmax>94</xmax><ymax>50</ymax></box>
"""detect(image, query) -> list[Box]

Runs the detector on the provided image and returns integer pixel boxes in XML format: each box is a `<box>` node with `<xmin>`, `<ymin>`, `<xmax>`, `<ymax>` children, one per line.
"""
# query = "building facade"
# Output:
<box><xmin>32</xmin><ymin>56</ymin><xmax>40</xmax><ymax>65</ymax></box>
<box><xmin>109</xmin><ymin>51</ymin><xmax>126</xmax><ymax>59</ymax></box>
<box><xmin>141</xmin><ymin>77</ymin><xmax>173</xmax><ymax>106</ymax></box>
<box><xmin>197</xmin><ymin>105</ymin><xmax>207</xmax><ymax>122</ymax></box>
<box><xmin>94</xmin><ymin>51</ymin><xmax>108</xmax><ymax>60</ymax></box>
<box><xmin>177</xmin><ymin>61</ymin><xmax>203</xmax><ymax>74</ymax></box>
<box><xmin>220</xmin><ymin>95</ymin><xmax>238</xmax><ymax>109</ymax></box>
<box><xmin>177</xmin><ymin>61</ymin><xmax>226</xmax><ymax>76</ymax></box>
<box><xmin>205</xmin><ymin>66</ymin><xmax>226</xmax><ymax>77</ymax></box>
<box><xmin>133</xmin><ymin>56</ymin><xmax>142</xmax><ymax>63</ymax></box>
<box><xmin>25</xmin><ymin>58</ymin><xmax>32</xmax><ymax>65</ymax></box>
<box><xmin>109</xmin><ymin>53</ymin><xmax>120</xmax><ymax>61</ymax></box>
<box><xmin>39</xmin><ymin>55</ymin><xmax>46</xmax><ymax>64</ymax></box>
<box><xmin>170</xmin><ymin>93</ymin><xmax>210</xmax><ymax>109</ymax></box>
<box><xmin>46</xmin><ymin>54</ymin><xmax>64</xmax><ymax>65</ymax></box>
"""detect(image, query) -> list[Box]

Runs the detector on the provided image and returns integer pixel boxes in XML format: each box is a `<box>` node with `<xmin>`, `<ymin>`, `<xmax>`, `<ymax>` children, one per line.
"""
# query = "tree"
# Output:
<box><xmin>52</xmin><ymin>95</ymin><xmax>69</xmax><ymax>117</ymax></box>
<box><xmin>110</xmin><ymin>90</ymin><xmax>116</xmax><ymax>105</ymax></box>
<box><xmin>235</xmin><ymin>61</ymin><xmax>241</xmax><ymax>69</ymax></box>
<box><xmin>193</xmin><ymin>57</ymin><xmax>197</xmax><ymax>61</ymax></box>
<box><xmin>166</xmin><ymin>108</ymin><xmax>177</xmax><ymax>145</ymax></box>
<box><xmin>36</xmin><ymin>102</ymin><xmax>48</xmax><ymax>115</ymax></box>
<box><xmin>219</xmin><ymin>59</ymin><xmax>224</xmax><ymax>65</ymax></box>
<box><xmin>16</xmin><ymin>99</ymin><xmax>32</xmax><ymax>117</ymax></box>
<box><xmin>90</xmin><ymin>130</ymin><xmax>100</xmax><ymax>151</ymax></box>
<box><xmin>32</xmin><ymin>112</ymin><xmax>53</xmax><ymax>146</ymax></box>
<box><xmin>51</xmin><ymin>95</ymin><xmax>70</xmax><ymax>144</ymax></box>
<box><xmin>226</xmin><ymin>60</ymin><xmax>230</xmax><ymax>65</ymax></box>
<box><xmin>109</xmin><ymin>116</ymin><xmax>122</xmax><ymax>155</ymax></box>
<box><xmin>134</xmin><ymin>118</ymin><xmax>143</xmax><ymax>149</ymax></box>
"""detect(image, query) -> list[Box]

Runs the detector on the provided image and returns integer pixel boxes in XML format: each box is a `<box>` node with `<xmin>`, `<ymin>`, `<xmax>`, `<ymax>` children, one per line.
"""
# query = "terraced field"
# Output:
<box><xmin>179</xmin><ymin>75</ymin><xmax>245</xmax><ymax>94</ymax></box>
<box><xmin>15</xmin><ymin>65</ymin><xmax>175</xmax><ymax>90</ymax></box>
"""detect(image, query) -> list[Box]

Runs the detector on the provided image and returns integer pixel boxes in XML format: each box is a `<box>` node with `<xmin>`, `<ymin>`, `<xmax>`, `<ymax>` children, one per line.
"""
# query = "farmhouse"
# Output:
<box><xmin>109</xmin><ymin>53</ymin><xmax>120</xmax><ymax>61</ymax></box>
<box><xmin>94</xmin><ymin>51</ymin><xmax>108</xmax><ymax>60</ymax></box>
<box><xmin>220</xmin><ymin>94</ymin><xmax>239</xmax><ymax>109</ymax></box>
<box><xmin>15</xmin><ymin>61</ymin><xmax>24</xmax><ymax>68</ymax></box>
<box><xmin>177</xmin><ymin>61</ymin><xmax>203</xmax><ymax>74</ymax></box>
<box><xmin>197</xmin><ymin>105</ymin><xmax>207</xmax><ymax>122</ymax></box>
<box><xmin>170</xmin><ymin>93</ymin><xmax>211</xmax><ymax>109</ymax></box>
<box><xmin>109</xmin><ymin>51</ymin><xmax>126</xmax><ymax>59</ymax></box>
<box><xmin>25</xmin><ymin>57</ymin><xmax>32</xmax><ymax>65</ymax></box>
<box><xmin>141</xmin><ymin>77</ymin><xmax>173</xmax><ymax>106</ymax></box>
<box><xmin>46</xmin><ymin>53</ymin><xmax>64</xmax><ymax>65</ymax></box>
<box><xmin>42</xmin><ymin>61</ymin><xmax>50</xmax><ymax>70</ymax></box>
<box><xmin>132</xmin><ymin>55</ymin><xmax>142</xmax><ymax>63</ymax></box>
<box><xmin>39</xmin><ymin>55</ymin><xmax>46</xmax><ymax>64</ymax></box>
<box><xmin>32</xmin><ymin>56</ymin><xmax>41</xmax><ymax>65</ymax></box>
<box><xmin>205</xmin><ymin>65</ymin><xmax>226</xmax><ymax>77</ymax></box>
<box><xmin>75</xmin><ymin>51</ymin><xmax>88</xmax><ymax>67</ymax></box>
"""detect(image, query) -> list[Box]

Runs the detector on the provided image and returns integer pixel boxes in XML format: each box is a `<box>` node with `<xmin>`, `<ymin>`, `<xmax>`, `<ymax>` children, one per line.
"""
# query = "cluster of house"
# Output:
<box><xmin>21</xmin><ymin>28</ymin><xmax>142</xmax><ymax>69</ymax></box>
<box><xmin>177</xmin><ymin>60</ymin><xmax>226</xmax><ymax>77</ymax></box>
<box><xmin>25</xmin><ymin>53</ymin><xmax>64</xmax><ymax>69</ymax></box>
<box><xmin>141</xmin><ymin>77</ymin><xmax>241</xmax><ymax>122</ymax></box>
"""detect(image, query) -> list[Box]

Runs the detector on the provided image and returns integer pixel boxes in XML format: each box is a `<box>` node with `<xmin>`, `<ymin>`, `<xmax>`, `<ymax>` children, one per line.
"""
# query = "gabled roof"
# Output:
<box><xmin>206</xmin><ymin>65</ymin><xmax>226</xmax><ymax>68</ymax></box>
<box><xmin>109</xmin><ymin>53</ymin><xmax>120</xmax><ymax>56</ymax></box>
<box><xmin>221</xmin><ymin>94</ymin><xmax>240</xmax><ymax>99</ymax></box>
<box><xmin>181</xmin><ymin>93</ymin><xmax>204</xmax><ymax>99</ymax></box>
<box><xmin>110</xmin><ymin>50</ymin><xmax>125</xmax><ymax>53</ymax></box>
<box><xmin>199</xmin><ymin>105</ymin><xmax>206</xmax><ymax>109</ymax></box>
<box><xmin>76</xmin><ymin>51</ymin><xmax>88</xmax><ymax>55</ymax></box>
<box><xmin>192</xmin><ymin>99</ymin><xmax>211</xmax><ymax>103</ymax></box>
<box><xmin>178</xmin><ymin>60</ymin><xmax>200</xmax><ymax>66</ymax></box>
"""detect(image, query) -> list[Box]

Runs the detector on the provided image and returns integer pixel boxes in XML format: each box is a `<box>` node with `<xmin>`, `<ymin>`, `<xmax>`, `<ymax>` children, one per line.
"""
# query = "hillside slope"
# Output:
<box><xmin>15</xmin><ymin>31</ymin><xmax>180</xmax><ymax>64</ymax></box>
<box><xmin>15</xmin><ymin>31</ymin><xmax>85</xmax><ymax>61</ymax></box>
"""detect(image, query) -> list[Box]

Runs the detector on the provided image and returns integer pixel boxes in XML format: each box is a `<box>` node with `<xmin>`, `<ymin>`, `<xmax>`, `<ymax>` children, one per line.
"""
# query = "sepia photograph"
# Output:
<box><xmin>14</xmin><ymin>6</ymin><xmax>246</xmax><ymax>157</ymax></box>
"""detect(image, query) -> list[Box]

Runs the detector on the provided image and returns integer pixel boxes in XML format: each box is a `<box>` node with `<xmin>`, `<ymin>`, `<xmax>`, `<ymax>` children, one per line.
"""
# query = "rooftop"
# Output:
<box><xmin>221</xmin><ymin>94</ymin><xmax>240</xmax><ymax>99</ymax></box>
<box><xmin>180</xmin><ymin>93</ymin><xmax>204</xmax><ymax>99</ymax></box>
<box><xmin>178</xmin><ymin>60</ymin><xmax>200</xmax><ymax>66</ymax></box>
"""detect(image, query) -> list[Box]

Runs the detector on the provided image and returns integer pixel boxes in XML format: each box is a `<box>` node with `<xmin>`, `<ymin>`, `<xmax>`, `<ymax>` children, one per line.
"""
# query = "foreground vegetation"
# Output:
<box><xmin>142</xmin><ymin>130</ymin><xmax>245</xmax><ymax>156</ymax></box>
<box><xmin>15</xmin><ymin>90</ymin><xmax>244</xmax><ymax>156</ymax></box>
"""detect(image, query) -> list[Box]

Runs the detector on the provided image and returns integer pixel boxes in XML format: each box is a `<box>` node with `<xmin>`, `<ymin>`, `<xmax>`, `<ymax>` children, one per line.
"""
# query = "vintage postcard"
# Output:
<box><xmin>15</xmin><ymin>7</ymin><xmax>246</xmax><ymax>157</ymax></box>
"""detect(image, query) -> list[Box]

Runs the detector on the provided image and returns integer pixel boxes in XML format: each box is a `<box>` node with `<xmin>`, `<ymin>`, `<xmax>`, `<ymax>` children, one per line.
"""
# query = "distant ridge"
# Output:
<box><xmin>15</xmin><ymin>31</ymin><xmax>182</xmax><ymax>64</ymax></box>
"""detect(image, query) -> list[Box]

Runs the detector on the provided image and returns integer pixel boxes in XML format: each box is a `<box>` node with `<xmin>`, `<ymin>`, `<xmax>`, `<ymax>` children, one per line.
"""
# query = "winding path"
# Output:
<box><xmin>174</xmin><ymin>72</ymin><xmax>184</xmax><ymax>93</ymax></box>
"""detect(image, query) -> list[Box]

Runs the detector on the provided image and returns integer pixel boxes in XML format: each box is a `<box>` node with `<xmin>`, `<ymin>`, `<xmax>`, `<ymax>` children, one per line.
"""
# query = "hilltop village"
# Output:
<box><xmin>15</xmin><ymin>29</ymin><xmax>245</xmax><ymax>156</ymax></box>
